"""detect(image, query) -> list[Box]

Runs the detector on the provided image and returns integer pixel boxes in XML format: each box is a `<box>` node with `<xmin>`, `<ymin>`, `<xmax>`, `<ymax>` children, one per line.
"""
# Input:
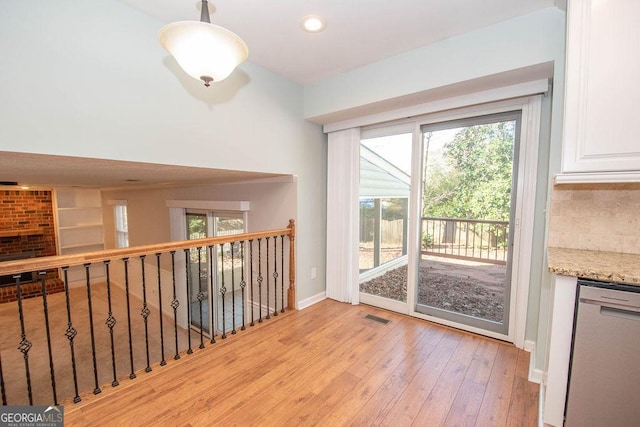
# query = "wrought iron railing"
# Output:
<box><xmin>421</xmin><ymin>216</ymin><xmax>508</xmax><ymax>265</ymax></box>
<box><xmin>0</xmin><ymin>220</ymin><xmax>295</xmax><ymax>406</ymax></box>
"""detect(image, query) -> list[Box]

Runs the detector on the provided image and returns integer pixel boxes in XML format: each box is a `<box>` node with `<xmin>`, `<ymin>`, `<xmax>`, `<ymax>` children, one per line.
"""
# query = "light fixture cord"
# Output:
<box><xmin>200</xmin><ymin>0</ymin><xmax>211</xmax><ymax>23</ymax></box>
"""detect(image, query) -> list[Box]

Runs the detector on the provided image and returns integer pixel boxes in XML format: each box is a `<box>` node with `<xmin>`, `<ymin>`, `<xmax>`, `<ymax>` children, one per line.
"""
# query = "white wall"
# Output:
<box><xmin>0</xmin><ymin>0</ymin><xmax>564</xmax><ymax>372</ymax></box>
<box><xmin>0</xmin><ymin>0</ymin><xmax>327</xmax><ymax>303</ymax></box>
<box><xmin>304</xmin><ymin>6</ymin><xmax>566</xmax><ymax>374</ymax></box>
<box><xmin>102</xmin><ymin>180</ymin><xmax>300</xmax><ymax>323</ymax></box>
<box><xmin>304</xmin><ymin>8</ymin><xmax>565</xmax><ymax>121</ymax></box>
<box><xmin>102</xmin><ymin>179</ymin><xmax>297</xmax><ymax>248</ymax></box>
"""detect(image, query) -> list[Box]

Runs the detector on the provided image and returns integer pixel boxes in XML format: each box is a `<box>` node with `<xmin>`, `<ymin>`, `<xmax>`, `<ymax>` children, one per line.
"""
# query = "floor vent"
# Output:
<box><xmin>365</xmin><ymin>314</ymin><xmax>390</xmax><ymax>324</ymax></box>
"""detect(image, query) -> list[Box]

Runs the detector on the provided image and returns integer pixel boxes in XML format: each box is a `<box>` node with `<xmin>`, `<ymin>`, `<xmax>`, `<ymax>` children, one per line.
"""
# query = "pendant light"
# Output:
<box><xmin>158</xmin><ymin>0</ymin><xmax>248</xmax><ymax>87</ymax></box>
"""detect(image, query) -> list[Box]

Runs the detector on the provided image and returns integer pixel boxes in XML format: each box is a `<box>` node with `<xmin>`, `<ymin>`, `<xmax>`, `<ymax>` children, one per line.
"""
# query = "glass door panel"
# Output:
<box><xmin>186</xmin><ymin>212</ymin><xmax>209</xmax><ymax>334</ymax></box>
<box><xmin>359</xmin><ymin>132</ymin><xmax>412</xmax><ymax>306</ymax></box>
<box><xmin>213</xmin><ymin>214</ymin><xmax>245</xmax><ymax>334</ymax></box>
<box><xmin>417</xmin><ymin>112</ymin><xmax>520</xmax><ymax>334</ymax></box>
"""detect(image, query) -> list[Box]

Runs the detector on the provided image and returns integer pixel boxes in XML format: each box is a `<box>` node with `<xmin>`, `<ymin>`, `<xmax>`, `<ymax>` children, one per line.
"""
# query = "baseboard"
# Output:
<box><xmin>297</xmin><ymin>291</ymin><xmax>326</xmax><ymax>310</ymax></box>
<box><xmin>538</xmin><ymin>383</ymin><xmax>546</xmax><ymax>427</ymax></box>
<box><xmin>523</xmin><ymin>339</ymin><xmax>536</xmax><ymax>352</ymax></box>
<box><xmin>524</xmin><ymin>340</ymin><xmax>546</xmax><ymax>427</ymax></box>
<box><xmin>524</xmin><ymin>339</ymin><xmax>546</xmax><ymax>384</ymax></box>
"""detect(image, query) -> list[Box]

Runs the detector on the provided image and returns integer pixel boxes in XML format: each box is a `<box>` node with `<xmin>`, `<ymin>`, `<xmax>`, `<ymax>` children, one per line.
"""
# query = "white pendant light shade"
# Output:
<box><xmin>159</xmin><ymin>20</ymin><xmax>248</xmax><ymax>86</ymax></box>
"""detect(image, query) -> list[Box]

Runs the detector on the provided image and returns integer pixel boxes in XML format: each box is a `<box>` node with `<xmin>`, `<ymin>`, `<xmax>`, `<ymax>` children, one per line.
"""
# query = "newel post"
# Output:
<box><xmin>287</xmin><ymin>219</ymin><xmax>296</xmax><ymax>309</ymax></box>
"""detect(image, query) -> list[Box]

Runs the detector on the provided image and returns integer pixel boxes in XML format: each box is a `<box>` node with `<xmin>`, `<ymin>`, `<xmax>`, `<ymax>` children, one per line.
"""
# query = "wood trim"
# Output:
<box><xmin>0</xmin><ymin>224</ymin><xmax>293</xmax><ymax>276</ymax></box>
<box><xmin>287</xmin><ymin>219</ymin><xmax>296</xmax><ymax>309</ymax></box>
<box><xmin>0</xmin><ymin>228</ymin><xmax>45</xmax><ymax>238</ymax></box>
<box><xmin>165</xmin><ymin>200</ymin><xmax>250</xmax><ymax>211</ymax></box>
<box><xmin>511</xmin><ymin>95</ymin><xmax>542</xmax><ymax>348</ymax></box>
<box><xmin>543</xmin><ymin>275</ymin><xmax>578</xmax><ymax>426</ymax></box>
<box><xmin>322</xmin><ymin>79</ymin><xmax>549</xmax><ymax>133</ymax></box>
<box><xmin>554</xmin><ymin>171</ymin><xmax>640</xmax><ymax>184</ymax></box>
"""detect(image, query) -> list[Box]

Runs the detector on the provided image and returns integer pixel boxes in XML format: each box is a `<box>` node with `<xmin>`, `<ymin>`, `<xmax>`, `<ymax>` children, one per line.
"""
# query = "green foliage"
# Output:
<box><xmin>423</xmin><ymin>121</ymin><xmax>514</xmax><ymax>221</ymax></box>
<box><xmin>422</xmin><ymin>232</ymin><xmax>433</xmax><ymax>248</ymax></box>
<box><xmin>187</xmin><ymin>216</ymin><xmax>206</xmax><ymax>239</ymax></box>
<box><xmin>382</xmin><ymin>198</ymin><xmax>408</xmax><ymax>221</ymax></box>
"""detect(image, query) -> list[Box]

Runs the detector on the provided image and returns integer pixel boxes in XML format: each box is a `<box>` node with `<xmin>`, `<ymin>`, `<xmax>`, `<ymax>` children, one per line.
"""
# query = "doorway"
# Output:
<box><xmin>186</xmin><ymin>212</ymin><xmax>210</xmax><ymax>334</ymax></box>
<box><xmin>350</xmin><ymin>97</ymin><xmax>541</xmax><ymax>342</ymax></box>
<box><xmin>185</xmin><ymin>211</ymin><xmax>246</xmax><ymax>336</ymax></box>
<box><xmin>416</xmin><ymin>112</ymin><xmax>520</xmax><ymax>335</ymax></box>
<box><xmin>358</xmin><ymin>129</ymin><xmax>412</xmax><ymax>311</ymax></box>
<box><xmin>211</xmin><ymin>213</ymin><xmax>245</xmax><ymax>335</ymax></box>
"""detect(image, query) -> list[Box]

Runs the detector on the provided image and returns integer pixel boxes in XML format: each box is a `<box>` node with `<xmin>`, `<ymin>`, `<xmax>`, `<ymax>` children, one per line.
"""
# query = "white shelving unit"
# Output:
<box><xmin>54</xmin><ymin>188</ymin><xmax>106</xmax><ymax>285</ymax></box>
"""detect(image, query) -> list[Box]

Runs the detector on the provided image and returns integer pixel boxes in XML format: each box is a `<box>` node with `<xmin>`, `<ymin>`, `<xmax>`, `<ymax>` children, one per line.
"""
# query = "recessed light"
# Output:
<box><xmin>300</xmin><ymin>15</ymin><xmax>326</xmax><ymax>33</ymax></box>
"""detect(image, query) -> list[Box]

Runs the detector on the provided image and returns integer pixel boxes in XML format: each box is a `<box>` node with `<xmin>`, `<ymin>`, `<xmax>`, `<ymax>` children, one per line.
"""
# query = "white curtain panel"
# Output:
<box><xmin>326</xmin><ymin>128</ymin><xmax>360</xmax><ymax>304</ymax></box>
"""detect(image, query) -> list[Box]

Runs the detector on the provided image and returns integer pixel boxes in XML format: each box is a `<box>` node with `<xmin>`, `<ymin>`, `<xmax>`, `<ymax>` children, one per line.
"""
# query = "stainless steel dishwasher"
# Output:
<box><xmin>565</xmin><ymin>278</ymin><xmax>640</xmax><ymax>426</ymax></box>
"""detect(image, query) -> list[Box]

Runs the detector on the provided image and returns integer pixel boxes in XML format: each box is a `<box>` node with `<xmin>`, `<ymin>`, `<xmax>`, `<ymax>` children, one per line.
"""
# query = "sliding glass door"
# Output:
<box><xmin>417</xmin><ymin>112</ymin><xmax>520</xmax><ymax>335</ymax></box>
<box><xmin>351</xmin><ymin>98</ymin><xmax>540</xmax><ymax>342</ymax></box>
<box><xmin>212</xmin><ymin>213</ymin><xmax>245</xmax><ymax>335</ymax></box>
<box><xmin>358</xmin><ymin>128</ymin><xmax>412</xmax><ymax>311</ymax></box>
<box><xmin>186</xmin><ymin>212</ymin><xmax>209</xmax><ymax>334</ymax></box>
<box><xmin>185</xmin><ymin>211</ymin><xmax>246</xmax><ymax>336</ymax></box>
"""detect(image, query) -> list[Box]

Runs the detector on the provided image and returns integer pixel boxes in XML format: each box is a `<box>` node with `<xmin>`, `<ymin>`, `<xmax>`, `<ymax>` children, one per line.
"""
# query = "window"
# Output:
<box><xmin>114</xmin><ymin>203</ymin><xmax>129</xmax><ymax>248</ymax></box>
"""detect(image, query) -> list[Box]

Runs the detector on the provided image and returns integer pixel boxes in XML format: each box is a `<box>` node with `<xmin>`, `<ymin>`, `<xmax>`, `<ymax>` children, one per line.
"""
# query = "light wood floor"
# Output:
<box><xmin>64</xmin><ymin>299</ymin><xmax>538</xmax><ymax>426</ymax></box>
<box><xmin>0</xmin><ymin>283</ymin><xmax>192</xmax><ymax>405</ymax></box>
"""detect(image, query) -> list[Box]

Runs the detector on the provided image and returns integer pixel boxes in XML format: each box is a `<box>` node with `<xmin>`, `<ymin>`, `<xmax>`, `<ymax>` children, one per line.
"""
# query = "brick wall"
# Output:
<box><xmin>0</xmin><ymin>190</ymin><xmax>57</xmax><ymax>257</ymax></box>
<box><xmin>0</xmin><ymin>190</ymin><xmax>61</xmax><ymax>303</ymax></box>
<box><xmin>0</xmin><ymin>278</ymin><xmax>65</xmax><ymax>303</ymax></box>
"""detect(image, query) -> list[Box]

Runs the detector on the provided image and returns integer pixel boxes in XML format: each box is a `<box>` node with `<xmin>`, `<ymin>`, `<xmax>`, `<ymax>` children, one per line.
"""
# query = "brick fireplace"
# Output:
<box><xmin>0</xmin><ymin>190</ymin><xmax>63</xmax><ymax>303</ymax></box>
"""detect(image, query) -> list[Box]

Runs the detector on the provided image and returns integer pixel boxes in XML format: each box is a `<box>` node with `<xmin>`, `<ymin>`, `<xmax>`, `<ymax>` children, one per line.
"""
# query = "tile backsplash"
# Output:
<box><xmin>548</xmin><ymin>184</ymin><xmax>640</xmax><ymax>254</ymax></box>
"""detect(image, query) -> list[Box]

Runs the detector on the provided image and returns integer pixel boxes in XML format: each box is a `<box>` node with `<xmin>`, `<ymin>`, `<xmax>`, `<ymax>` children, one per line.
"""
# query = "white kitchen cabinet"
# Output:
<box><xmin>557</xmin><ymin>0</ymin><xmax>640</xmax><ymax>183</ymax></box>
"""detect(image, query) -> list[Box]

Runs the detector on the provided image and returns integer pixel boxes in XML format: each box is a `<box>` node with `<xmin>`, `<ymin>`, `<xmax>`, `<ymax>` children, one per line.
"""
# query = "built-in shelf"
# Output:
<box><xmin>0</xmin><ymin>228</ymin><xmax>45</xmax><ymax>238</ymax></box>
<box><xmin>54</xmin><ymin>188</ymin><xmax>106</xmax><ymax>284</ymax></box>
<box><xmin>59</xmin><ymin>242</ymin><xmax>105</xmax><ymax>251</ymax></box>
<box><xmin>58</xmin><ymin>224</ymin><xmax>103</xmax><ymax>231</ymax></box>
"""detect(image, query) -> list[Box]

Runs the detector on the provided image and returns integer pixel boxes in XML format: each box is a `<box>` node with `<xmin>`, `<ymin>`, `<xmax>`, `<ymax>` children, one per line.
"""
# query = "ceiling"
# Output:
<box><xmin>2</xmin><ymin>0</ymin><xmax>560</xmax><ymax>190</ymax></box>
<box><xmin>118</xmin><ymin>0</ymin><xmax>557</xmax><ymax>85</ymax></box>
<box><xmin>0</xmin><ymin>152</ymin><xmax>285</xmax><ymax>190</ymax></box>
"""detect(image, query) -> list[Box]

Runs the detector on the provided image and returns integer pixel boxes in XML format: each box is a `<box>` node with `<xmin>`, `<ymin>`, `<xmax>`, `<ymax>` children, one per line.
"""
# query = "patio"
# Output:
<box><xmin>360</xmin><ymin>255</ymin><xmax>507</xmax><ymax>322</ymax></box>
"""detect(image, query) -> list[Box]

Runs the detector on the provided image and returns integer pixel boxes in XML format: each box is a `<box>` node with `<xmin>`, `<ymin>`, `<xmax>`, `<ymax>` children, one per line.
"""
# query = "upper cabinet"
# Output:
<box><xmin>557</xmin><ymin>0</ymin><xmax>640</xmax><ymax>184</ymax></box>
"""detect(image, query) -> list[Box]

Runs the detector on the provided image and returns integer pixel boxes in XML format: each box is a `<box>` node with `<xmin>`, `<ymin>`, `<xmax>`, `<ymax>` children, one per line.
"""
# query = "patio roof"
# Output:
<box><xmin>360</xmin><ymin>145</ymin><xmax>410</xmax><ymax>198</ymax></box>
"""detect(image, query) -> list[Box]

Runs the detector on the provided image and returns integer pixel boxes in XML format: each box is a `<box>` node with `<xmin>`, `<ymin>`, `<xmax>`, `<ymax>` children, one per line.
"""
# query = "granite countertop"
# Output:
<box><xmin>548</xmin><ymin>247</ymin><xmax>640</xmax><ymax>285</ymax></box>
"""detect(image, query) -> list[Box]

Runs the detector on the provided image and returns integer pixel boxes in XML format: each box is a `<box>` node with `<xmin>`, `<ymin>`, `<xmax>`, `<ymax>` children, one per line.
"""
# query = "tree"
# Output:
<box><xmin>423</xmin><ymin>121</ymin><xmax>515</xmax><ymax>221</ymax></box>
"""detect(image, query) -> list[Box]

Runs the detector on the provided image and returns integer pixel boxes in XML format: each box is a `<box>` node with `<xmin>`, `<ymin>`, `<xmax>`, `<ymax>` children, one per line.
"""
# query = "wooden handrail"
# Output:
<box><xmin>0</xmin><ymin>224</ymin><xmax>295</xmax><ymax>276</ymax></box>
<box><xmin>0</xmin><ymin>220</ymin><xmax>298</xmax><ymax>406</ymax></box>
<box><xmin>287</xmin><ymin>219</ymin><xmax>296</xmax><ymax>309</ymax></box>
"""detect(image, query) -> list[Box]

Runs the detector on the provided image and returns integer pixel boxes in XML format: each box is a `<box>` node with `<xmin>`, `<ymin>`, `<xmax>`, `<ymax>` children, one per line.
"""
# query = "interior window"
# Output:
<box><xmin>114</xmin><ymin>203</ymin><xmax>129</xmax><ymax>248</ymax></box>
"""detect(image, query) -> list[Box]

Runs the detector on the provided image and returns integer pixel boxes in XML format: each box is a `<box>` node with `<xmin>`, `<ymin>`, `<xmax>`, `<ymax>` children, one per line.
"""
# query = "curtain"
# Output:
<box><xmin>326</xmin><ymin>128</ymin><xmax>360</xmax><ymax>304</ymax></box>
